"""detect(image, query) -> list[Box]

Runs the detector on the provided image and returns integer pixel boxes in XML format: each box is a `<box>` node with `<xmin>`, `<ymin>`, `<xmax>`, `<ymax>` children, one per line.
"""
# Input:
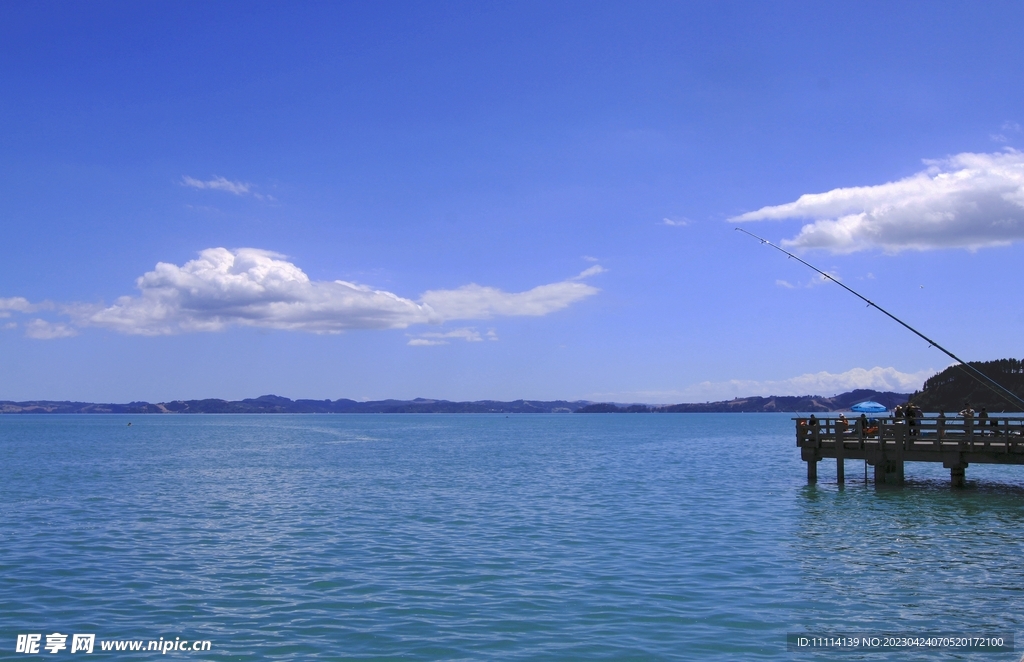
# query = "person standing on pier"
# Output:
<box><xmin>937</xmin><ymin>409</ymin><xmax>946</xmax><ymax>440</ymax></box>
<box><xmin>960</xmin><ymin>403</ymin><xmax>975</xmax><ymax>441</ymax></box>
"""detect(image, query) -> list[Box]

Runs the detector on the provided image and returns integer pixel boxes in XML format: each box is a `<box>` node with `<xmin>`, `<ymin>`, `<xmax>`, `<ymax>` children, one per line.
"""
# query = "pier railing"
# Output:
<box><xmin>797</xmin><ymin>415</ymin><xmax>1024</xmax><ymax>451</ymax></box>
<box><xmin>795</xmin><ymin>415</ymin><xmax>1024</xmax><ymax>486</ymax></box>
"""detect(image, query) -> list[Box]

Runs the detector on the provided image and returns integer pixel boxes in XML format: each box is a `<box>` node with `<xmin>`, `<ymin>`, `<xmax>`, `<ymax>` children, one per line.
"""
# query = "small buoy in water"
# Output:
<box><xmin>127</xmin><ymin>422</ymin><xmax>132</xmax><ymax>426</ymax></box>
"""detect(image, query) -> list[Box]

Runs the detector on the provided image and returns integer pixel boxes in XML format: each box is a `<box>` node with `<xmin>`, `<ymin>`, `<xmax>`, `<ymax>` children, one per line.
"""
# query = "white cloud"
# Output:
<box><xmin>573</xmin><ymin>265</ymin><xmax>607</xmax><ymax>279</ymax></box>
<box><xmin>69</xmin><ymin>248</ymin><xmax>601</xmax><ymax>336</ymax></box>
<box><xmin>776</xmin><ymin>272</ymin><xmax>838</xmax><ymax>289</ymax></box>
<box><xmin>0</xmin><ymin>297</ymin><xmax>40</xmax><ymax>317</ymax></box>
<box><xmin>733</xmin><ymin>150</ymin><xmax>1024</xmax><ymax>253</ymax></box>
<box><xmin>0</xmin><ymin>297</ymin><xmax>53</xmax><ymax>318</ymax></box>
<box><xmin>407</xmin><ymin>327</ymin><xmax>485</xmax><ymax>346</ymax></box>
<box><xmin>582</xmin><ymin>255</ymin><xmax>599</xmax><ymax>262</ymax></box>
<box><xmin>662</xmin><ymin>217</ymin><xmax>689</xmax><ymax>226</ymax></box>
<box><xmin>420</xmin><ymin>266</ymin><xmax>601</xmax><ymax>321</ymax></box>
<box><xmin>407</xmin><ymin>338</ymin><xmax>446</xmax><ymax>346</ymax></box>
<box><xmin>683</xmin><ymin>366</ymin><xmax>935</xmax><ymax>401</ymax></box>
<box><xmin>993</xmin><ymin>122</ymin><xmax>1024</xmax><ymax>144</ymax></box>
<box><xmin>24</xmin><ymin>319</ymin><xmax>78</xmax><ymax>339</ymax></box>
<box><xmin>181</xmin><ymin>175</ymin><xmax>251</xmax><ymax>196</ymax></box>
<box><xmin>76</xmin><ymin>248</ymin><xmax>432</xmax><ymax>335</ymax></box>
<box><xmin>589</xmin><ymin>366</ymin><xmax>933</xmax><ymax>404</ymax></box>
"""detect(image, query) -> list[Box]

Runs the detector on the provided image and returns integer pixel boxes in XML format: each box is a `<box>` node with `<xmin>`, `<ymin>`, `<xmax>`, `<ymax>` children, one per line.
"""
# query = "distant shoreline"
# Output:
<box><xmin>0</xmin><ymin>389</ymin><xmax>910</xmax><ymax>414</ymax></box>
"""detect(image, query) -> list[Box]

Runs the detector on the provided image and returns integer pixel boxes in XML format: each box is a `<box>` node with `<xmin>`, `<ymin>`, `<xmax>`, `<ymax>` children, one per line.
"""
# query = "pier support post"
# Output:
<box><xmin>945</xmin><ymin>459</ymin><xmax>968</xmax><ymax>488</ymax></box>
<box><xmin>874</xmin><ymin>459</ymin><xmax>904</xmax><ymax>485</ymax></box>
<box><xmin>894</xmin><ymin>423</ymin><xmax>905</xmax><ymax>483</ymax></box>
<box><xmin>874</xmin><ymin>423</ymin><xmax>906</xmax><ymax>485</ymax></box>
<box><xmin>836</xmin><ymin>419</ymin><xmax>846</xmax><ymax>484</ymax></box>
<box><xmin>801</xmin><ymin>447</ymin><xmax>821</xmax><ymax>484</ymax></box>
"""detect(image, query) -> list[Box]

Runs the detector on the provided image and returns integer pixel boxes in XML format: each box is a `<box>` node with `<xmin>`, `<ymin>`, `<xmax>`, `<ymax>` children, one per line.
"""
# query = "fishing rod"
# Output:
<box><xmin>735</xmin><ymin>227</ymin><xmax>1024</xmax><ymax>411</ymax></box>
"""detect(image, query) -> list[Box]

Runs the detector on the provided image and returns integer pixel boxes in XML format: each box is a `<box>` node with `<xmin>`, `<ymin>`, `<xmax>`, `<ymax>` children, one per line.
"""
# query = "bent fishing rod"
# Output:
<box><xmin>735</xmin><ymin>227</ymin><xmax>1024</xmax><ymax>411</ymax></box>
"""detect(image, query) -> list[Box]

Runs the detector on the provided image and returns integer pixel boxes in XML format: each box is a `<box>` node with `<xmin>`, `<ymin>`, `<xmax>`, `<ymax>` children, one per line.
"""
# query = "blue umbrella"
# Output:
<box><xmin>851</xmin><ymin>401</ymin><xmax>888</xmax><ymax>413</ymax></box>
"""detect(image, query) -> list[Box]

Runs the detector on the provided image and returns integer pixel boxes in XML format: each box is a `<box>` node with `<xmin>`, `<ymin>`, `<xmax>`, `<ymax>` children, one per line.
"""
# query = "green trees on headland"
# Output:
<box><xmin>909</xmin><ymin>359</ymin><xmax>1024</xmax><ymax>413</ymax></box>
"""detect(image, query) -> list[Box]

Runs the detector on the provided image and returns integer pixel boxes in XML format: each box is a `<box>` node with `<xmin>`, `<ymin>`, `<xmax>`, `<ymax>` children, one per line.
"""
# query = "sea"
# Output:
<box><xmin>2</xmin><ymin>413</ymin><xmax>1024</xmax><ymax>660</ymax></box>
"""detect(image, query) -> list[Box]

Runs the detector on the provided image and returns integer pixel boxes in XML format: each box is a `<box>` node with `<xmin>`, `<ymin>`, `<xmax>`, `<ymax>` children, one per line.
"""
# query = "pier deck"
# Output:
<box><xmin>796</xmin><ymin>415</ymin><xmax>1024</xmax><ymax>486</ymax></box>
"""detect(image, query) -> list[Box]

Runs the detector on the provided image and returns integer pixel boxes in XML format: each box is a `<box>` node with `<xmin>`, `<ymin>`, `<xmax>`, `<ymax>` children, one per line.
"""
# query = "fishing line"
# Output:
<box><xmin>735</xmin><ymin>227</ymin><xmax>1024</xmax><ymax>411</ymax></box>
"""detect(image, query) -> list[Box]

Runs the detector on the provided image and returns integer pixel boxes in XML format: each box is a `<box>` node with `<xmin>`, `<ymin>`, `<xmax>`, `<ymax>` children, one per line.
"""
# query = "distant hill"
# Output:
<box><xmin>0</xmin><ymin>389</ymin><xmax>910</xmax><ymax>415</ymax></box>
<box><xmin>908</xmin><ymin>359</ymin><xmax>1024</xmax><ymax>413</ymax></box>
<box><xmin>0</xmin><ymin>395</ymin><xmax>587</xmax><ymax>414</ymax></box>
<box><xmin>577</xmin><ymin>389</ymin><xmax>910</xmax><ymax>413</ymax></box>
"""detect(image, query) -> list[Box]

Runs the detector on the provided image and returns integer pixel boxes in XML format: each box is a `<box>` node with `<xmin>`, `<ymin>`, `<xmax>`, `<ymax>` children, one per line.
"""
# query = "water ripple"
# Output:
<box><xmin>2</xmin><ymin>414</ymin><xmax>1023</xmax><ymax>659</ymax></box>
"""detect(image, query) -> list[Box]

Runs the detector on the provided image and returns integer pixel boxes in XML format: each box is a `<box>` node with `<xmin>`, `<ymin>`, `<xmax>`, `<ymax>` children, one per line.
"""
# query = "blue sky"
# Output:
<box><xmin>3</xmin><ymin>1</ymin><xmax>1024</xmax><ymax>403</ymax></box>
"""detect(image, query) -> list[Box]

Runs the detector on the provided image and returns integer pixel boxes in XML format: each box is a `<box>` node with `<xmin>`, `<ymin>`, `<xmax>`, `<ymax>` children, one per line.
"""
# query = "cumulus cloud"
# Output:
<box><xmin>0</xmin><ymin>297</ymin><xmax>33</xmax><ymax>318</ymax></box>
<box><xmin>24</xmin><ymin>319</ymin><xmax>78</xmax><ymax>339</ymax></box>
<box><xmin>0</xmin><ymin>297</ymin><xmax>33</xmax><ymax>312</ymax></box>
<box><xmin>775</xmin><ymin>272</ymin><xmax>837</xmax><ymax>289</ymax></box>
<box><xmin>62</xmin><ymin>248</ymin><xmax>601</xmax><ymax>336</ymax></box>
<box><xmin>662</xmin><ymin>217</ymin><xmax>689</xmax><ymax>226</ymax></box>
<box><xmin>181</xmin><ymin>175</ymin><xmax>252</xmax><ymax>196</ymax></box>
<box><xmin>733</xmin><ymin>150</ymin><xmax>1024</xmax><ymax>253</ymax></box>
<box><xmin>574</xmin><ymin>265</ymin><xmax>607</xmax><ymax>279</ymax></box>
<box><xmin>420</xmin><ymin>266</ymin><xmax>600</xmax><ymax>321</ymax></box>
<box><xmin>589</xmin><ymin>366</ymin><xmax>933</xmax><ymax>404</ymax></box>
<box><xmin>684</xmin><ymin>366</ymin><xmax>935</xmax><ymax>401</ymax></box>
<box><xmin>407</xmin><ymin>327</ymin><xmax>485</xmax><ymax>346</ymax></box>
<box><xmin>74</xmin><ymin>248</ymin><xmax>430</xmax><ymax>335</ymax></box>
<box><xmin>0</xmin><ymin>297</ymin><xmax>51</xmax><ymax>317</ymax></box>
<box><xmin>0</xmin><ymin>297</ymin><xmax>54</xmax><ymax>326</ymax></box>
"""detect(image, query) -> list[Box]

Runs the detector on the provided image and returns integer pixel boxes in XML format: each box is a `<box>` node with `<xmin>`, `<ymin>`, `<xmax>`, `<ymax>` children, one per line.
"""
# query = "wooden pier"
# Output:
<box><xmin>796</xmin><ymin>415</ymin><xmax>1024</xmax><ymax>487</ymax></box>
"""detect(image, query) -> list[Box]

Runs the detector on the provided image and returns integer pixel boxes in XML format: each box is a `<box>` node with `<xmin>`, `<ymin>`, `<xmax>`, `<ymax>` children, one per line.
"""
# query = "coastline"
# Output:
<box><xmin>0</xmin><ymin>388</ymin><xmax>909</xmax><ymax>414</ymax></box>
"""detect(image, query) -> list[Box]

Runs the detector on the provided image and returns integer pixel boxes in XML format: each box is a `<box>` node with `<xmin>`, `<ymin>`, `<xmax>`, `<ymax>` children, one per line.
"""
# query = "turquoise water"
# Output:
<box><xmin>2</xmin><ymin>414</ymin><xmax>1024</xmax><ymax>660</ymax></box>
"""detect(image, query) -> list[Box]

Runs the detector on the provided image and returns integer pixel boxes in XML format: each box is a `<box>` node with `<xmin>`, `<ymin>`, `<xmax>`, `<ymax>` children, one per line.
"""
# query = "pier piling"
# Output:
<box><xmin>836</xmin><ymin>419</ymin><xmax>846</xmax><ymax>483</ymax></box>
<box><xmin>874</xmin><ymin>459</ymin><xmax>904</xmax><ymax>485</ymax></box>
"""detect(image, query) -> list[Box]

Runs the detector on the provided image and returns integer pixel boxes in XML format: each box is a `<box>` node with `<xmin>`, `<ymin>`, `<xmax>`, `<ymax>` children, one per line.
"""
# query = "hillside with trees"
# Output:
<box><xmin>908</xmin><ymin>359</ymin><xmax>1024</xmax><ymax>413</ymax></box>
